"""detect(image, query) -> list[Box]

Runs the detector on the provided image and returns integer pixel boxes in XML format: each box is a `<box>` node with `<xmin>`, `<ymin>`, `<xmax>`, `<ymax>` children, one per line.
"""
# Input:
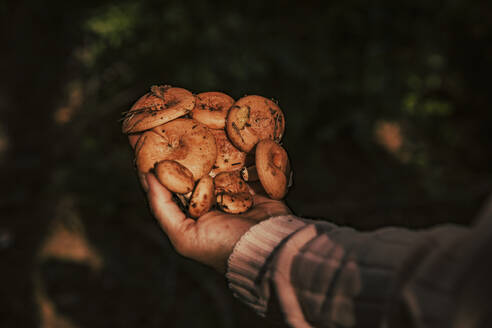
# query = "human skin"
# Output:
<box><xmin>144</xmin><ymin>173</ymin><xmax>291</xmax><ymax>273</ymax></box>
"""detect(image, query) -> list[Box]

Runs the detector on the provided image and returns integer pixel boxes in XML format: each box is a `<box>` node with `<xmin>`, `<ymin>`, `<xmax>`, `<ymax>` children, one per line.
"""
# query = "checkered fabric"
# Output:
<box><xmin>227</xmin><ymin>211</ymin><xmax>492</xmax><ymax>327</ymax></box>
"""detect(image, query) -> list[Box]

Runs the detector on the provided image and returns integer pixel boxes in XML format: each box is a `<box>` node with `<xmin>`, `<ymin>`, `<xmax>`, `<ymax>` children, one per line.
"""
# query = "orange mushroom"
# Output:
<box><xmin>128</xmin><ymin>133</ymin><xmax>141</xmax><ymax>150</ymax></box>
<box><xmin>188</xmin><ymin>175</ymin><xmax>215</xmax><ymax>218</ymax></box>
<box><xmin>214</xmin><ymin>171</ymin><xmax>253</xmax><ymax>214</ymax></box>
<box><xmin>190</xmin><ymin>92</ymin><xmax>234</xmax><ymax>130</ymax></box>
<box><xmin>226</xmin><ymin>95</ymin><xmax>285</xmax><ymax>153</ymax></box>
<box><xmin>154</xmin><ymin>160</ymin><xmax>194</xmax><ymax>194</ymax></box>
<box><xmin>209</xmin><ymin>129</ymin><xmax>246</xmax><ymax>176</ymax></box>
<box><xmin>122</xmin><ymin>85</ymin><xmax>195</xmax><ymax>134</ymax></box>
<box><xmin>254</xmin><ymin>139</ymin><xmax>290</xmax><ymax>200</ymax></box>
<box><xmin>135</xmin><ymin>118</ymin><xmax>217</xmax><ymax>190</ymax></box>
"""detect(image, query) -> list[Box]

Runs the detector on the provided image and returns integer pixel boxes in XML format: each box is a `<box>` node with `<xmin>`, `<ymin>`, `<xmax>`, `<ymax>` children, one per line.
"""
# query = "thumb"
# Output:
<box><xmin>145</xmin><ymin>173</ymin><xmax>193</xmax><ymax>241</ymax></box>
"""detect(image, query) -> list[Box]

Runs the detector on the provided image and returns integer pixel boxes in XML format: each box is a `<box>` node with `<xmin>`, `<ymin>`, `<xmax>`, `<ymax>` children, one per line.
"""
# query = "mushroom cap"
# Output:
<box><xmin>128</xmin><ymin>133</ymin><xmax>141</xmax><ymax>149</ymax></box>
<box><xmin>135</xmin><ymin>118</ymin><xmax>217</xmax><ymax>180</ymax></box>
<box><xmin>155</xmin><ymin>160</ymin><xmax>194</xmax><ymax>194</ymax></box>
<box><xmin>188</xmin><ymin>175</ymin><xmax>215</xmax><ymax>218</ymax></box>
<box><xmin>214</xmin><ymin>171</ymin><xmax>253</xmax><ymax>214</ymax></box>
<box><xmin>255</xmin><ymin>139</ymin><xmax>290</xmax><ymax>200</ymax></box>
<box><xmin>214</xmin><ymin>171</ymin><xmax>249</xmax><ymax>194</ymax></box>
<box><xmin>210</xmin><ymin>129</ymin><xmax>246</xmax><ymax>176</ymax></box>
<box><xmin>134</xmin><ymin>132</ymin><xmax>170</xmax><ymax>172</ymax></box>
<box><xmin>190</xmin><ymin>92</ymin><xmax>234</xmax><ymax>130</ymax></box>
<box><xmin>216</xmin><ymin>192</ymin><xmax>253</xmax><ymax>214</ymax></box>
<box><xmin>122</xmin><ymin>85</ymin><xmax>195</xmax><ymax>134</ymax></box>
<box><xmin>226</xmin><ymin>95</ymin><xmax>285</xmax><ymax>153</ymax></box>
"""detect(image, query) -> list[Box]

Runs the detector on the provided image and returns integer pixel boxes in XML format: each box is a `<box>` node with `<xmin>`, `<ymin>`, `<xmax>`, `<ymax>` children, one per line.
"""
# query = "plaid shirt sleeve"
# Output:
<box><xmin>226</xmin><ymin>213</ymin><xmax>492</xmax><ymax>327</ymax></box>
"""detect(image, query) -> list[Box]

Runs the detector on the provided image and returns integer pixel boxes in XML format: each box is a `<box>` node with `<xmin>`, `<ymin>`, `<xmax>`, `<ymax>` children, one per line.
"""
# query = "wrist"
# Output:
<box><xmin>226</xmin><ymin>215</ymin><xmax>307</xmax><ymax>315</ymax></box>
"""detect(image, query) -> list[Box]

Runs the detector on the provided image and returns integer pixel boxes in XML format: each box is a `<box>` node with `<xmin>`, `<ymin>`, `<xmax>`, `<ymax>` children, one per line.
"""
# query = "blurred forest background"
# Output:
<box><xmin>1</xmin><ymin>0</ymin><xmax>491</xmax><ymax>327</ymax></box>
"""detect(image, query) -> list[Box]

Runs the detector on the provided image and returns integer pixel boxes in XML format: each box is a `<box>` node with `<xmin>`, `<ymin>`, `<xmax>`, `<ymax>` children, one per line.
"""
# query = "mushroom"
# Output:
<box><xmin>188</xmin><ymin>175</ymin><xmax>215</xmax><ymax>218</ymax></box>
<box><xmin>135</xmin><ymin>118</ymin><xmax>217</xmax><ymax>187</ymax></box>
<box><xmin>190</xmin><ymin>92</ymin><xmax>234</xmax><ymax>130</ymax></box>
<box><xmin>123</xmin><ymin>85</ymin><xmax>295</xmax><ymax>218</ymax></box>
<box><xmin>254</xmin><ymin>139</ymin><xmax>290</xmax><ymax>200</ymax></box>
<box><xmin>243</xmin><ymin>164</ymin><xmax>294</xmax><ymax>191</ymax></box>
<box><xmin>154</xmin><ymin>160</ymin><xmax>195</xmax><ymax>194</ymax></box>
<box><xmin>128</xmin><ymin>133</ymin><xmax>141</xmax><ymax>150</ymax></box>
<box><xmin>209</xmin><ymin>129</ymin><xmax>246</xmax><ymax>177</ymax></box>
<box><xmin>216</xmin><ymin>193</ymin><xmax>252</xmax><ymax>214</ymax></box>
<box><xmin>225</xmin><ymin>95</ymin><xmax>285</xmax><ymax>153</ymax></box>
<box><xmin>122</xmin><ymin>85</ymin><xmax>195</xmax><ymax>134</ymax></box>
<box><xmin>214</xmin><ymin>171</ymin><xmax>253</xmax><ymax>214</ymax></box>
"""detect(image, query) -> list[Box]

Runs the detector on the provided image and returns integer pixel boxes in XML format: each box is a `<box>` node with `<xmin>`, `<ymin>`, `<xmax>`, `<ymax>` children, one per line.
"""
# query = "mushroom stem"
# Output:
<box><xmin>240</xmin><ymin>165</ymin><xmax>259</xmax><ymax>182</ymax></box>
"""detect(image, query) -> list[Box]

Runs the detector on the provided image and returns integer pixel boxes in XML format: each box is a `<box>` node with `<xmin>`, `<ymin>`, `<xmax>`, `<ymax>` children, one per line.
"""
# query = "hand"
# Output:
<box><xmin>144</xmin><ymin>173</ymin><xmax>291</xmax><ymax>273</ymax></box>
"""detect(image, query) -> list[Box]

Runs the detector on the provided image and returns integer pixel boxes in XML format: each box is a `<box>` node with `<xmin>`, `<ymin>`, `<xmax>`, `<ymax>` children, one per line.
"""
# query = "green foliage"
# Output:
<box><xmin>59</xmin><ymin>0</ymin><xmax>492</xmax><ymax>224</ymax></box>
<box><xmin>85</xmin><ymin>3</ymin><xmax>140</xmax><ymax>44</ymax></box>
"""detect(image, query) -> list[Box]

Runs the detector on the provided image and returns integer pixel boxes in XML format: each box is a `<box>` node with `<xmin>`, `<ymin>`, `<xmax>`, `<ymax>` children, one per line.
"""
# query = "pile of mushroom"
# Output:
<box><xmin>122</xmin><ymin>85</ymin><xmax>291</xmax><ymax>217</ymax></box>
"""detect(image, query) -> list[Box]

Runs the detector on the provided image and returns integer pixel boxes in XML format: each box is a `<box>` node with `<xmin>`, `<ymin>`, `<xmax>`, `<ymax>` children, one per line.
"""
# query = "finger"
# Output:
<box><xmin>252</xmin><ymin>194</ymin><xmax>272</xmax><ymax>204</ymax></box>
<box><xmin>145</xmin><ymin>173</ymin><xmax>190</xmax><ymax>236</ymax></box>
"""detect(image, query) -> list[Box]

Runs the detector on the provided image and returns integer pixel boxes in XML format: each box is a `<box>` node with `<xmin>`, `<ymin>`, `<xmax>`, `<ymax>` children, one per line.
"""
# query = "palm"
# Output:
<box><xmin>145</xmin><ymin>173</ymin><xmax>291</xmax><ymax>272</ymax></box>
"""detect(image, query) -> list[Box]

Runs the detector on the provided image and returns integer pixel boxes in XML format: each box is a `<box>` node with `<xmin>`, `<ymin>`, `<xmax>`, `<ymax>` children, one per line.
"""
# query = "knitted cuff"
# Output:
<box><xmin>226</xmin><ymin>215</ymin><xmax>307</xmax><ymax>315</ymax></box>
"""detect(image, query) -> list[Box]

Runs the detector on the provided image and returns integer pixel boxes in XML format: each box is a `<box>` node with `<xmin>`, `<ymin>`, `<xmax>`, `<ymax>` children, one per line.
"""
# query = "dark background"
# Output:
<box><xmin>1</xmin><ymin>0</ymin><xmax>491</xmax><ymax>327</ymax></box>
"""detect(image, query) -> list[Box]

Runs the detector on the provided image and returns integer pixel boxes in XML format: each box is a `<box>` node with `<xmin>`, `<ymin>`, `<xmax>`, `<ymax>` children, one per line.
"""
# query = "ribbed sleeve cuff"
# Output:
<box><xmin>226</xmin><ymin>215</ymin><xmax>307</xmax><ymax>315</ymax></box>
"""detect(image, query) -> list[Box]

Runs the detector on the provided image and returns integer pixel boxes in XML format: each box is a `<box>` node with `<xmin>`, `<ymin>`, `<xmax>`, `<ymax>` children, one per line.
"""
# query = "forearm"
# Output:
<box><xmin>226</xmin><ymin>215</ymin><xmax>476</xmax><ymax>327</ymax></box>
